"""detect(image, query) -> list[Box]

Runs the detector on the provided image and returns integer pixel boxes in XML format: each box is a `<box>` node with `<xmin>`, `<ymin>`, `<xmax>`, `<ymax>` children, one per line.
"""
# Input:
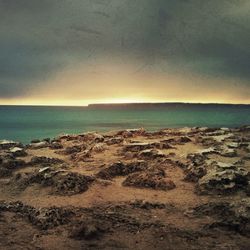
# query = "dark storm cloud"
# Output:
<box><xmin>0</xmin><ymin>0</ymin><xmax>249</xmax><ymax>98</ymax></box>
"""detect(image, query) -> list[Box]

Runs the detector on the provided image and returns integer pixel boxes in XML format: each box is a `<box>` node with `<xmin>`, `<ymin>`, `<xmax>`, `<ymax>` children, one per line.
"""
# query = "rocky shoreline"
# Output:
<box><xmin>0</xmin><ymin>126</ymin><xmax>250</xmax><ymax>249</ymax></box>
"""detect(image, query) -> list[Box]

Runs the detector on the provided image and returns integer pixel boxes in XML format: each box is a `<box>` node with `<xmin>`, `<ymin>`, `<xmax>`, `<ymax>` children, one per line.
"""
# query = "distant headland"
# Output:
<box><xmin>87</xmin><ymin>102</ymin><xmax>250</xmax><ymax>109</ymax></box>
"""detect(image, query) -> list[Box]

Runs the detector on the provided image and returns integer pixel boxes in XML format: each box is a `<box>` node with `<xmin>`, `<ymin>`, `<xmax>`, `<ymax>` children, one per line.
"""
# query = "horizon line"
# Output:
<box><xmin>0</xmin><ymin>101</ymin><xmax>250</xmax><ymax>107</ymax></box>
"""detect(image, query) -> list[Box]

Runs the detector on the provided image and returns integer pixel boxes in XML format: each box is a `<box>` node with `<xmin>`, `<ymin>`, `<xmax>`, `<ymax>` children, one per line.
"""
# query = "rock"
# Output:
<box><xmin>31</xmin><ymin>139</ymin><xmax>41</xmax><ymax>143</ymax></box>
<box><xmin>123</xmin><ymin>168</ymin><xmax>176</xmax><ymax>191</ymax></box>
<box><xmin>79</xmin><ymin>132</ymin><xmax>104</xmax><ymax>143</ymax></box>
<box><xmin>196</xmin><ymin>166</ymin><xmax>250</xmax><ymax>194</ymax></box>
<box><xmin>196</xmin><ymin>147</ymin><xmax>216</xmax><ymax>155</ymax></box>
<box><xmin>220</xmin><ymin>146</ymin><xmax>237</xmax><ymax>157</ymax></box>
<box><xmin>130</xmin><ymin>200</ymin><xmax>166</xmax><ymax>210</ymax></box>
<box><xmin>30</xmin><ymin>156</ymin><xmax>65</xmax><ymax>166</ymax></box>
<box><xmin>72</xmin><ymin>150</ymin><xmax>92</xmax><ymax>162</ymax></box>
<box><xmin>190</xmin><ymin>199</ymin><xmax>250</xmax><ymax>234</ymax></box>
<box><xmin>91</xmin><ymin>143</ymin><xmax>107</xmax><ymax>153</ymax></box>
<box><xmin>226</xmin><ymin>142</ymin><xmax>239</xmax><ymax>149</ymax></box>
<box><xmin>0</xmin><ymin>158</ymin><xmax>25</xmax><ymax>177</ymax></box>
<box><xmin>42</xmin><ymin>138</ymin><xmax>50</xmax><ymax>143</ymax></box>
<box><xmin>50</xmin><ymin>141</ymin><xmax>63</xmax><ymax>149</ymax></box>
<box><xmin>117</xmin><ymin>128</ymin><xmax>145</xmax><ymax>138</ymax></box>
<box><xmin>54</xmin><ymin>172</ymin><xmax>95</xmax><ymax>195</ymax></box>
<box><xmin>96</xmin><ymin>161</ymin><xmax>148</xmax><ymax>180</ymax></box>
<box><xmin>105</xmin><ymin>137</ymin><xmax>124</xmax><ymax>145</ymax></box>
<box><xmin>13</xmin><ymin>169</ymin><xmax>95</xmax><ymax>195</ymax></box>
<box><xmin>71</xmin><ymin>223</ymin><xmax>103</xmax><ymax>240</ymax></box>
<box><xmin>0</xmin><ymin>140</ymin><xmax>22</xmax><ymax>150</ymax></box>
<box><xmin>29</xmin><ymin>141</ymin><xmax>50</xmax><ymax>149</ymax></box>
<box><xmin>63</xmin><ymin>145</ymin><xmax>83</xmax><ymax>155</ymax></box>
<box><xmin>9</xmin><ymin>147</ymin><xmax>27</xmax><ymax>157</ymax></box>
<box><xmin>210</xmin><ymin>133</ymin><xmax>234</xmax><ymax>142</ymax></box>
<box><xmin>187</xmin><ymin>153</ymin><xmax>207</xmax><ymax>166</ymax></box>
<box><xmin>0</xmin><ymin>201</ymin><xmax>73</xmax><ymax>230</ymax></box>
<box><xmin>123</xmin><ymin>142</ymin><xmax>159</xmax><ymax>152</ymax></box>
<box><xmin>177</xmin><ymin>136</ymin><xmax>192</xmax><ymax>143</ymax></box>
<box><xmin>184</xmin><ymin>164</ymin><xmax>207</xmax><ymax>182</ymax></box>
<box><xmin>138</xmin><ymin>149</ymin><xmax>165</xmax><ymax>159</ymax></box>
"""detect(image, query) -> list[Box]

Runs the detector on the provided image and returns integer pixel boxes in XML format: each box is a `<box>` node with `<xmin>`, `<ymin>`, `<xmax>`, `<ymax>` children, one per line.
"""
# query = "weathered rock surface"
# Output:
<box><xmin>123</xmin><ymin>167</ymin><xmax>176</xmax><ymax>191</ymax></box>
<box><xmin>196</xmin><ymin>165</ymin><xmax>250</xmax><ymax>194</ymax></box>
<box><xmin>189</xmin><ymin>199</ymin><xmax>250</xmax><ymax>234</ymax></box>
<box><xmin>0</xmin><ymin>140</ymin><xmax>22</xmax><ymax>150</ymax></box>
<box><xmin>96</xmin><ymin>161</ymin><xmax>148</xmax><ymax>180</ymax></box>
<box><xmin>12</xmin><ymin>168</ymin><xmax>95</xmax><ymax>195</ymax></box>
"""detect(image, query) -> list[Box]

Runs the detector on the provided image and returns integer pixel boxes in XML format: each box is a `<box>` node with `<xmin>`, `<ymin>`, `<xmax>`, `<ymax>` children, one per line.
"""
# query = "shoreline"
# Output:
<box><xmin>0</xmin><ymin>126</ymin><xmax>250</xmax><ymax>249</ymax></box>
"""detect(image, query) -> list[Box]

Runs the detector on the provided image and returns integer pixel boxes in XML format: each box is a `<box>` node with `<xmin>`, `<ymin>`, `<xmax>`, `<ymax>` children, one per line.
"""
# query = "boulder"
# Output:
<box><xmin>105</xmin><ymin>137</ymin><xmax>124</xmax><ymax>145</ymax></box>
<box><xmin>138</xmin><ymin>149</ymin><xmax>165</xmax><ymax>159</ymax></box>
<box><xmin>50</xmin><ymin>141</ymin><xmax>63</xmax><ymax>149</ymax></box>
<box><xmin>96</xmin><ymin>161</ymin><xmax>148</xmax><ymax>180</ymax></box>
<box><xmin>189</xmin><ymin>199</ymin><xmax>250</xmax><ymax>234</ymax></box>
<box><xmin>71</xmin><ymin>222</ymin><xmax>104</xmax><ymax>240</ymax></box>
<box><xmin>9</xmin><ymin>147</ymin><xmax>27</xmax><ymax>157</ymax></box>
<box><xmin>196</xmin><ymin>166</ymin><xmax>250</xmax><ymax>194</ymax></box>
<box><xmin>63</xmin><ymin>145</ymin><xmax>83</xmax><ymax>155</ymax></box>
<box><xmin>30</xmin><ymin>156</ymin><xmax>65</xmax><ymax>166</ymax></box>
<box><xmin>29</xmin><ymin>141</ymin><xmax>50</xmax><ymax>149</ymax></box>
<box><xmin>0</xmin><ymin>140</ymin><xmax>22</xmax><ymax>150</ymax></box>
<box><xmin>91</xmin><ymin>143</ymin><xmax>107</xmax><ymax>153</ymax></box>
<box><xmin>123</xmin><ymin>167</ymin><xmax>175</xmax><ymax>191</ymax></box>
<box><xmin>123</xmin><ymin>142</ymin><xmax>159</xmax><ymax>152</ymax></box>
<box><xmin>117</xmin><ymin>128</ymin><xmax>145</xmax><ymax>138</ymax></box>
<box><xmin>0</xmin><ymin>158</ymin><xmax>26</xmax><ymax>177</ymax></box>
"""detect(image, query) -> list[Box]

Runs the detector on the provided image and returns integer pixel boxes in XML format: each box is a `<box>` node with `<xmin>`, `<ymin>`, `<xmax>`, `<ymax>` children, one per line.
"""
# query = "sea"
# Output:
<box><xmin>0</xmin><ymin>104</ymin><xmax>250</xmax><ymax>144</ymax></box>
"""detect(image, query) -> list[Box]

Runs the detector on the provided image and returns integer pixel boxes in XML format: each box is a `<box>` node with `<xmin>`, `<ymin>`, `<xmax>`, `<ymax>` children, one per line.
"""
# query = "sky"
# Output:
<box><xmin>0</xmin><ymin>0</ymin><xmax>250</xmax><ymax>105</ymax></box>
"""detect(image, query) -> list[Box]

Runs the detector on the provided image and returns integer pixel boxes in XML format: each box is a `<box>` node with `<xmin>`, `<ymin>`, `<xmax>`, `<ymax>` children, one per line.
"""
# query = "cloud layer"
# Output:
<box><xmin>0</xmin><ymin>0</ymin><xmax>249</xmax><ymax>103</ymax></box>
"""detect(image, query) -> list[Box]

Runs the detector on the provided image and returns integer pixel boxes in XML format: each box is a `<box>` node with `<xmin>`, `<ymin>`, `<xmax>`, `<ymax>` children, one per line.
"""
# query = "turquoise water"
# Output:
<box><xmin>0</xmin><ymin>104</ymin><xmax>249</xmax><ymax>144</ymax></box>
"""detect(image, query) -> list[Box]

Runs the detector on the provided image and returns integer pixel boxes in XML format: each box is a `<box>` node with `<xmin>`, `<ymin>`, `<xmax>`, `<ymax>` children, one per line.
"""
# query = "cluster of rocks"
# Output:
<box><xmin>0</xmin><ymin>155</ymin><xmax>25</xmax><ymax>178</ymax></box>
<box><xmin>189</xmin><ymin>198</ymin><xmax>250</xmax><ymax>235</ymax></box>
<box><xmin>129</xmin><ymin>200</ymin><xmax>167</xmax><ymax>210</ymax></box>
<box><xmin>0</xmin><ymin>201</ymin><xmax>73</xmax><ymax>230</ymax></box>
<box><xmin>196</xmin><ymin>162</ymin><xmax>250</xmax><ymax>195</ymax></box>
<box><xmin>123</xmin><ymin>167</ymin><xmax>176</xmax><ymax>191</ymax></box>
<box><xmin>12</xmin><ymin>167</ymin><xmax>95</xmax><ymax>195</ymax></box>
<box><xmin>184</xmin><ymin>146</ymin><xmax>250</xmax><ymax>195</ymax></box>
<box><xmin>96</xmin><ymin>161</ymin><xmax>148</xmax><ymax>180</ymax></box>
<box><xmin>183</xmin><ymin>153</ymin><xmax>208</xmax><ymax>182</ymax></box>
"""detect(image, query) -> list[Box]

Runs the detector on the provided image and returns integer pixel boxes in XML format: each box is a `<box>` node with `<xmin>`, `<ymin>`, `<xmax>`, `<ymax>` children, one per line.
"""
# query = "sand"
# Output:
<box><xmin>0</xmin><ymin>126</ymin><xmax>250</xmax><ymax>249</ymax></box>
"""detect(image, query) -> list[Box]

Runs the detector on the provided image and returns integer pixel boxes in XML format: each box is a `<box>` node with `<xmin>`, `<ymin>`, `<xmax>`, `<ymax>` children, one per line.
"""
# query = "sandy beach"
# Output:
<box><xmin>0</xmin><ymin>126</ymin><xmax>250</xmax><ymax>249</ymax></box>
